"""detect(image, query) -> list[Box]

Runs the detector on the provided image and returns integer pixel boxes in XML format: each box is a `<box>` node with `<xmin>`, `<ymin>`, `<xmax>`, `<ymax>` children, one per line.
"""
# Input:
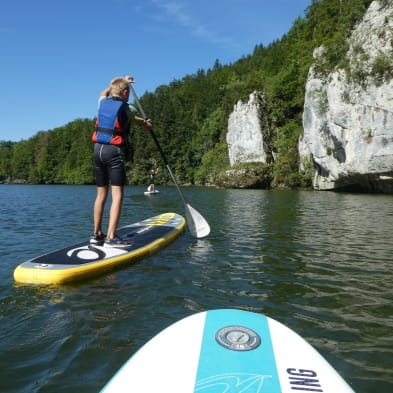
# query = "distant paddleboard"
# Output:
<box><xmin>144</xmin><ymin>189</ymin><xmax>160</xmax><ymax>195</ymax></box>
<box><xmin>14</xmin><ymin>213</ymin><xmax>185</xmax><ymax>284</ymax></box>
<box><xmin>101</xmin><ymin>309</ymin><xmax>355</xmax><ymax>393</ymax></box>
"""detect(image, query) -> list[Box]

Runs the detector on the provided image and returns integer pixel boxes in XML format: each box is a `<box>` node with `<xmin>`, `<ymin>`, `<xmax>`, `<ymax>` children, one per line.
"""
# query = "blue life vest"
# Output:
<box><xmin>93</xmin><ymin>97</ymin><xmax>128</xmax><ymax>145</ymax></box>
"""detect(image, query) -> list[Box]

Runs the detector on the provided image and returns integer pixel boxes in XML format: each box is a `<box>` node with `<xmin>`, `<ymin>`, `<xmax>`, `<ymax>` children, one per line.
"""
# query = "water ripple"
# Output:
<box><xmin>0</xmin><ymin>186</ymin><xmax>392</xmax><ymax>392</ymax></box>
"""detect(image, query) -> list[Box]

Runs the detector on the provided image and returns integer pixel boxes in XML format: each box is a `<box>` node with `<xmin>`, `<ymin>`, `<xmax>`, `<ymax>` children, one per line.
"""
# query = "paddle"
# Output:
<box><xmin>129</xmin><ymin>85</ymin><xmax>210</xmax><ymax>238</ymax></box>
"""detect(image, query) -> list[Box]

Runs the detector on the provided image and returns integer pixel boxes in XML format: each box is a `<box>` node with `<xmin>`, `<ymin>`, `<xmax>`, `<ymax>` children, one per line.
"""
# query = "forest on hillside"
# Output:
<box><xmin>0</xmin><ymin>0</ymin><xmax>375</xmax><ymax>187</ymax></box>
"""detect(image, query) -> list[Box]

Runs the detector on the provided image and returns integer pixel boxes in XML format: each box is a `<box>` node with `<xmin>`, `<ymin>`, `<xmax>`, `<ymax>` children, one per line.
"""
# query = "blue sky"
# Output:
<box><xmin>0</xmin><ymin>0</ymin><xmax>311</xmax><ymax>142</ymax></box>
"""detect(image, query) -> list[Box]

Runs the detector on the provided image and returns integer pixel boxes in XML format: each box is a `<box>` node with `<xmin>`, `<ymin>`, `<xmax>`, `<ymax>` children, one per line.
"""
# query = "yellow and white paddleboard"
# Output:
<box><xmin>14</xmin><ymin>213</ymin><xmax>185</xmax><ymax>284</ymax></box>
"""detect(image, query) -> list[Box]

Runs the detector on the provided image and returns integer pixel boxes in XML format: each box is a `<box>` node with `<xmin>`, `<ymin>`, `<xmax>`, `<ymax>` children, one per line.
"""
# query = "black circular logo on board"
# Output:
<box><xmin>215</xmin><ymin>325</ymin><xmax>261</xmax><ymax>351</ymax></box>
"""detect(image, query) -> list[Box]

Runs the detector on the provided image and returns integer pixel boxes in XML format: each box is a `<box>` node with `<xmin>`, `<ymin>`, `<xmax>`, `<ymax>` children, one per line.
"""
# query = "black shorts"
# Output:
<box><xmin>93</xmin><ymin>143</ymin><xmax>126</xmax><ymax>186</ymax></box>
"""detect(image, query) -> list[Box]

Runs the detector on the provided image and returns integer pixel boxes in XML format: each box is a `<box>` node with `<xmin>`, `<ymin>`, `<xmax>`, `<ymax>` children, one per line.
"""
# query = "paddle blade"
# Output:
<box><xmin>185</xmin><ymin>203</ymin><xmax>210</xmax><ymax>238</ymax></box>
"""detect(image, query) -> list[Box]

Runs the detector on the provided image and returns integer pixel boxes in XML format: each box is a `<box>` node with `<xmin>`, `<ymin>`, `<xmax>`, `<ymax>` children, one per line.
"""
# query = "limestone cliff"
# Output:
<box><xmin>299</xmin><ymin>0</ymin><xmax>393</xmax><ymax>192</ymax></box>
<box><xmin>226</xmin><ymin>92</ymin><xmax>267</xmax><ymax>166</ymax></box>
<box><xmin>223</xmin><ymin>92</ymin><xmax>273</xmax><ymax>188</ymax></box>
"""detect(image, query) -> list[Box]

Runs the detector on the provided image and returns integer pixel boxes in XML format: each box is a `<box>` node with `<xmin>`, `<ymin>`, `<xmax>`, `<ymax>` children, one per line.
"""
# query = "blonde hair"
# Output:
<box><xmin>109</xmin><ymin>77</ymin><xmax>129</xmax><ymax>96</ymax></box>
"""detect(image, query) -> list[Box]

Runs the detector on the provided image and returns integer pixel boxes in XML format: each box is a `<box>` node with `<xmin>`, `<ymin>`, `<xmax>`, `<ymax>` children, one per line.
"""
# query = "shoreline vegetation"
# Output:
<box><xmin>0</xmin><ymin>1</ymin><xmax>376</xmax><ymax>191</ymax></box>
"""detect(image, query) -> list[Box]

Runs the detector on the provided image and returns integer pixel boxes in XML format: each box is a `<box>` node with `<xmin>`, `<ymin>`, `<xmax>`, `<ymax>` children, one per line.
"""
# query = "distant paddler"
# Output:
<box><xmin>148</xmin><ymin>167</ymin><xmax>159</xmax><ymax>192</ymax></box>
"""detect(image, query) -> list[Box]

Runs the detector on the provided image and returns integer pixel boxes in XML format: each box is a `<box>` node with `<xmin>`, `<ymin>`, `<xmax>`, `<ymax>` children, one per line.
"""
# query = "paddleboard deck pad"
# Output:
<box><xmin>101</xmin><ymin>309</ymin><xmax>355</xmax><ymax>393</ymax></box>
<box><xmin>14</xmin><ymin>212</ymin><xmax>185</xmax><ymax>284</ymax></box>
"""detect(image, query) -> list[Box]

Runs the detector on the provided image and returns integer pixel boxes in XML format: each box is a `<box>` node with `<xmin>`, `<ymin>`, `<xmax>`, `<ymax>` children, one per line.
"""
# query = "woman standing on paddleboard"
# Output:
<box><xmin>148</xmin><ymin>167</ymin><xmax>159</xmax><ymax>192</ymax></box>
<box><xmin>91</xmin><ymin>76</ymin><xmax>152</xmax><ymax>247</ymax></box>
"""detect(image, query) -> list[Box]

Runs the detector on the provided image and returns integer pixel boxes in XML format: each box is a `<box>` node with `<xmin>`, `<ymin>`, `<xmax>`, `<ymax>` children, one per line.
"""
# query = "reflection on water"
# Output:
<box><xmin>0</xmin><ymin>185</ymin><xmax>392</xmax><ymax>393</ymax></box>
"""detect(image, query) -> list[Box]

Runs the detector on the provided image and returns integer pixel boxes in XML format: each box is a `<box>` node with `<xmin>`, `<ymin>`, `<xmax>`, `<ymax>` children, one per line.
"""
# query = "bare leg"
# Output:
<box><xmin>94</xmin><ymin>186</ymin><xmax>108</xmax><ymax>235</ymax></box>
<box><xmin>107</xmin><ymin>185</ymin><xmax>124</xmax><ymax>239</ymax></box>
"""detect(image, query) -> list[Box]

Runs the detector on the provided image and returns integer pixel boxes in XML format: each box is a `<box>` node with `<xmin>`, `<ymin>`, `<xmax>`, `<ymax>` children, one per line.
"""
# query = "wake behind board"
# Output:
<box><xmin>101</xmin><ymin>309</ymin><xmax>355</xmax><ymax>393</ymax></box>
<box><xmin>14</xmin><ymin>213</ymin><xmax>185</xmax><ymax>285</ymax></box>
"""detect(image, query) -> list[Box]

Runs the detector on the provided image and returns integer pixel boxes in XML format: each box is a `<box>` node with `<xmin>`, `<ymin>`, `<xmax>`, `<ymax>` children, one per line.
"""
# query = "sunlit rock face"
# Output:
<box><xmin>299</xmin><ymin>0</ymin><xmax>393</xmax><ymax>192</ymax></box>
<box><xmin>226</xmin><ymin>92</ymin><xmax>267</xmax><ymax>166</ymax></box>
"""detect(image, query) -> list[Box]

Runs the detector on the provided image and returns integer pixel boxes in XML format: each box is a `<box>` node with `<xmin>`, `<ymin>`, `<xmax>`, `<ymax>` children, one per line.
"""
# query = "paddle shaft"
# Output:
<box><xmin>129</xmin><ymin>84</ymin><xmax>210</xmax><ymax>238</ymax></box>
<box><xmin>129</xmin><ymin>85</ymin><xmax>189</xmax><ymax>207</ymax></box>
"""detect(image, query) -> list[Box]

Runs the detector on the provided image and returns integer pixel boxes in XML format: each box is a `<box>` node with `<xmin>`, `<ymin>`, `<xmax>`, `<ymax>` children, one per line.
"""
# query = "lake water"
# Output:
<box><xmin>0</xmin><ymin>185</ymin><xmax>392</xmax><ymax>393</ymax></box>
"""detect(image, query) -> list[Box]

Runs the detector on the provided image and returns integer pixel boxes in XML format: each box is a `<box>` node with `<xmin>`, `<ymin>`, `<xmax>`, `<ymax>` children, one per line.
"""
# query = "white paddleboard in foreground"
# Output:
<box><xmin>101</xmin><ymin>309</ymin><xmax>355</xmax><ymax>393</ymax></box>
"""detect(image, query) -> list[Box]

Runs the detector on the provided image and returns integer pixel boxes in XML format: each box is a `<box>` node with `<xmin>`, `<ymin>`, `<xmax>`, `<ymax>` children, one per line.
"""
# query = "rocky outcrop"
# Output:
<box><xmin>224</xmin><ymin>92</ymin><xmax>274</xmax><ymax>188</ymax></box>
<box><xmin>225</xmin><ymin>1</ymin><xmax>393</xmax><ymax>192</ymax></box>
<box><xmin>299</xmin><ymin>0</ymin><xmax>393</xmax><ymax>192</ymax></box>
<box><xmin>226</xmin><ymin>92</ymin><xmax>267</xmax><ymax>166</ymax></box>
